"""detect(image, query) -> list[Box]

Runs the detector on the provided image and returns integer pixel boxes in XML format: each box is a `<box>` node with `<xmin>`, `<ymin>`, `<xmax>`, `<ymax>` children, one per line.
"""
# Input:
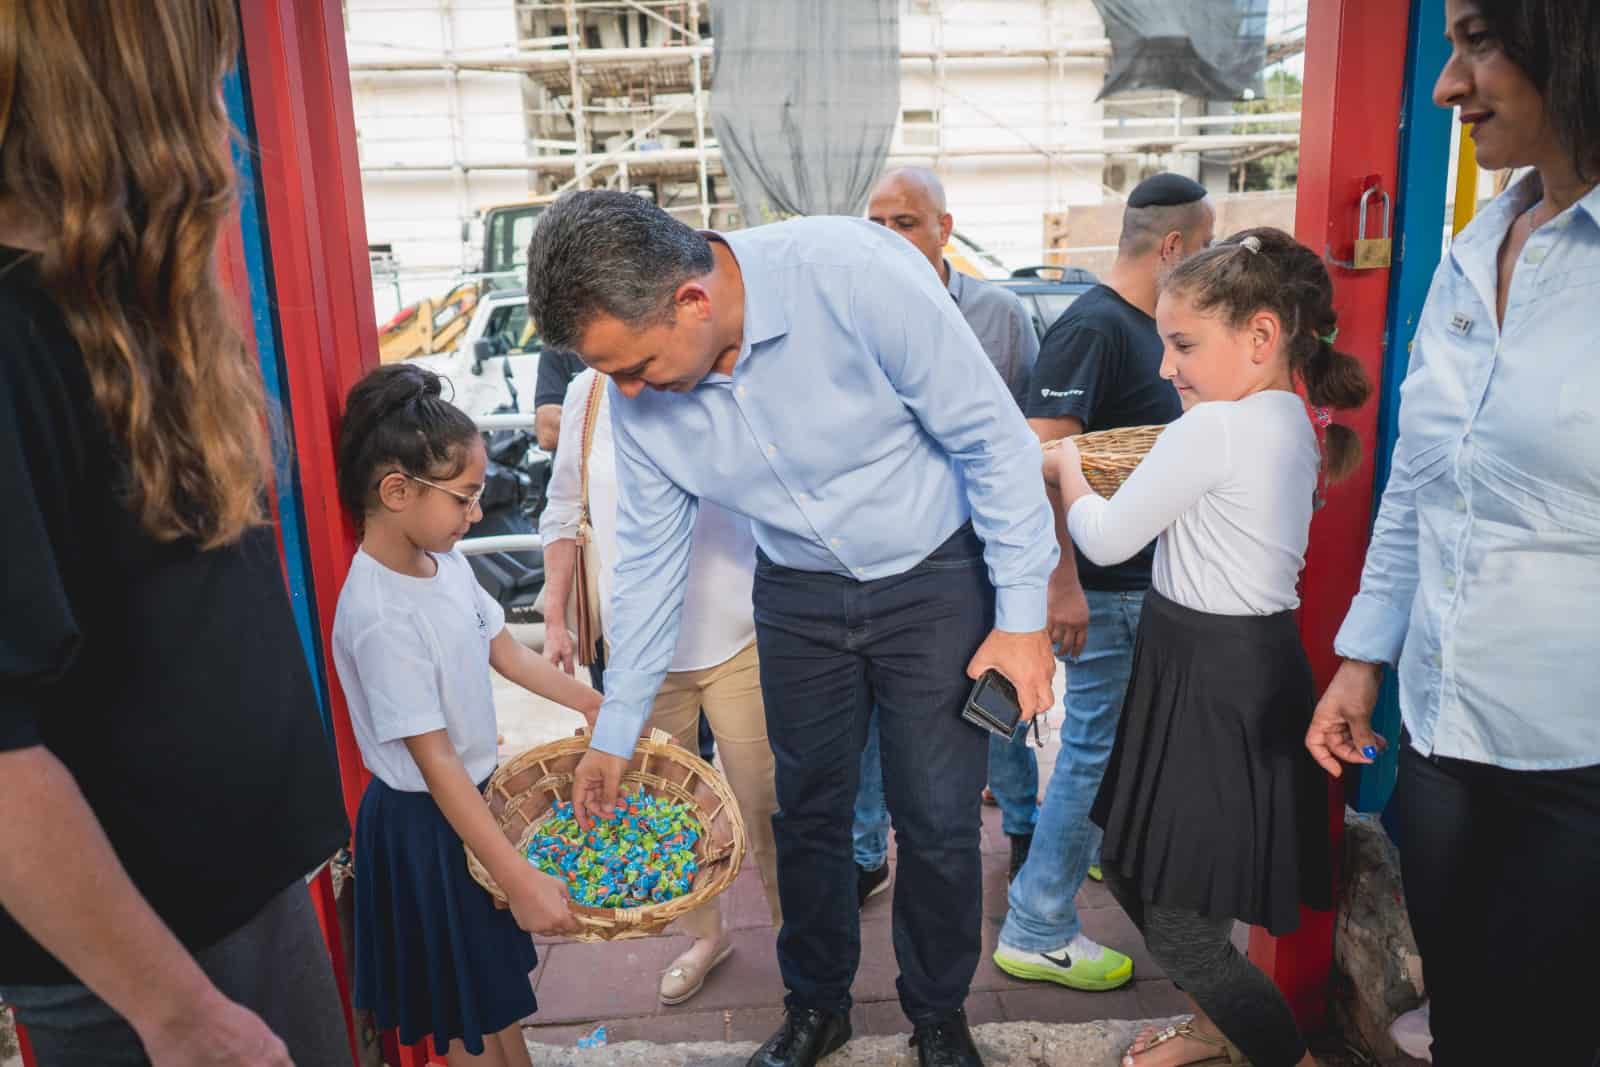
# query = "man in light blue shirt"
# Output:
<box><xmin>526</xmin><ymin>190</ymin><xmax>1057</xmax><ymax>1067</ymax></box>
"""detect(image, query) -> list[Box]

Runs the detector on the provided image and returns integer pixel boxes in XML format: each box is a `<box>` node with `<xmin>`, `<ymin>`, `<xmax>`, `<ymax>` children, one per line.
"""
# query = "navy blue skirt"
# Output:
<box><xmin>354</xmin><ymin>776</ymin><xmax>538</xmax><ymax>1055</ymax></box>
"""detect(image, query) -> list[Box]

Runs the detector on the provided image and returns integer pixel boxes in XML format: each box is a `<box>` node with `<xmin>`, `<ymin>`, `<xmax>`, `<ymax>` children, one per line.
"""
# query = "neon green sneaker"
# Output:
<box><xmin>993</xmin><ymin>934</ymin><xmax>1133</xmax><ymax>992</ymax></box>
<box><xmin>1087</xmin><ymin>864</ymin><xmax>1104</xmax><ymax>883</ymax></box>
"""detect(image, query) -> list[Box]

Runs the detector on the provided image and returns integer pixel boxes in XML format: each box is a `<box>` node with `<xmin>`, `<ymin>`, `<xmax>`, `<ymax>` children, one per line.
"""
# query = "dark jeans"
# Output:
<box><xmin>1103</xmin><ymin>871</ymin><xmax>1306</xmax><ymax>1067</ymax></box>
<box><xmin>753</xmin><ymin>523</ymin><xmax>991</xmax><ymax>1024</ymax></box>
<box><xmin>1391</xmin><ymin>742</ymin><xmax>1600</xmax><ymax>1067</ymax></box>
<box><xmin>2</xmin><ymin>878</ymin><xmax>348</xmax><ymax>1067</ymax></box>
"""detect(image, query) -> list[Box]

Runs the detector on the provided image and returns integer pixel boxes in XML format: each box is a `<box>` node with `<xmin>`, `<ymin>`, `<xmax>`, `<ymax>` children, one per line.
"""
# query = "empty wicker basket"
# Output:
<box><xmin>1043</xmin><ymin>424</ymin><xmax>1165</xmax><ymax>497</ymax></box>
<box><xmin>467</xmin><ymin>728</ymin><xmax>745</xmax><ymax>942</ymax></box>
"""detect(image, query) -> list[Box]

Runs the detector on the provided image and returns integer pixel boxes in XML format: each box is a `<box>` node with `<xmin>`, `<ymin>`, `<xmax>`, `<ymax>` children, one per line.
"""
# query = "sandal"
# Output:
<box><xmin>658</xmin><ymin>940</ymin><xmax>733</xmax><ymax>1005</ymax></box>
<box><xmin>1123</xmin><ymin>1019</ymin><xmax>1250</xmax><ymax>1066</ymax></box>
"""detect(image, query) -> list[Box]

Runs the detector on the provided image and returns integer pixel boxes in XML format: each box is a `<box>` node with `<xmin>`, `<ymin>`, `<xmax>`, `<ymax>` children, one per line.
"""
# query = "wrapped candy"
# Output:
<box><xmin>526</xmin><ymin>788</ymin><xmax>704</xmax><ymax>909</ymax></box>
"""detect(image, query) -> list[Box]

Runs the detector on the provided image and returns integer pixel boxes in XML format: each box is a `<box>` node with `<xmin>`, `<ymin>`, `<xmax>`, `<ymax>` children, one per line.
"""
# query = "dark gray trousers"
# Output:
<box><xmin>2</xmin><ymin>878</ymin><xmax>349</xmax><ymax>1067</ymax></box>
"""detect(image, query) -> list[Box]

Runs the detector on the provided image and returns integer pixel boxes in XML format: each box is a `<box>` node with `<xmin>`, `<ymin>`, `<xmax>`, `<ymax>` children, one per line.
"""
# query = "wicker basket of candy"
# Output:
<box><xmin>466</xmin><ymin>727</ymin><xmax>745</xmax><ymax>942</ymax></box>
<box><xmin>1042</xmin><ymin>424</ymin><xmax>1165</xmax><ymax>497</ymax></box>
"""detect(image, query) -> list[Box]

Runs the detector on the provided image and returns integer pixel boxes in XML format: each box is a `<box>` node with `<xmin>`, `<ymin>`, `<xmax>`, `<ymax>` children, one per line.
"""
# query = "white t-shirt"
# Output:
<box><xmin>1067</xmin><ymin>390</ymin><xmax>1319</xmax><ymax>616</ymax></box>
<box><xmin>332</xmin><ymin>548</ymin><xmax>506</xmax><ymax>792</ymax></box>
<box><xmin>540</xmin><ymin>369</ymin><xmax>757</xmax><ymax>671</ymax></box>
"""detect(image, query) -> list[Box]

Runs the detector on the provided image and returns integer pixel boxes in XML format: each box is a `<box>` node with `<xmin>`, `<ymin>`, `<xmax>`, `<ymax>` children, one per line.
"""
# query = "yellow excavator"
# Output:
<box><xmin>376</xmin><ymin>279</ymin><xmax>481</xmax><ymax>363</ymax></box>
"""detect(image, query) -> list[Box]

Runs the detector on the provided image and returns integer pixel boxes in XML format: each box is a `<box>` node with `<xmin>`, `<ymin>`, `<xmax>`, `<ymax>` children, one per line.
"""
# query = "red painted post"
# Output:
<box><xmin>236</xmin><ymin>3</ymin><xmax>447</xmax><ymax>1062</ymax></box>
<box><xmin>309</xmin><ymin>866</ymin><xmax>361</xmax><ymax>1066</ymax></box>
<box><xmin>14</xmin><ymin>1014</ymin><xmax>37</xmax><ymax>1067</ymax></box>
<box><xmin>235</xmin><ymin>0</ymin><xmax>374</xmax><ymax>833</ymax></box>
<box><xmin>1247</xmin><ymin>0</ymin><xmax>1413</xmax><ymax>1028</ymax></box>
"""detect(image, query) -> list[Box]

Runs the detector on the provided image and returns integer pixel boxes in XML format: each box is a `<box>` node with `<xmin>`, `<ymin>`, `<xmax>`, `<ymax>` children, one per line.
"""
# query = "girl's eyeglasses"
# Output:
<box><xmin>406</xmin><ymin>473</ymin><xmax>485</xmax><ymax>510</ymax></box>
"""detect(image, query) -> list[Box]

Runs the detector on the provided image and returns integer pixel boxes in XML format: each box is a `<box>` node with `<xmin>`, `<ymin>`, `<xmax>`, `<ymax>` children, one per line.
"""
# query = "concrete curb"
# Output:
<box><xmin>526</xmin><ymin>1017</ymin><xmax>1184</xmax><ymax>1065</ymax></box>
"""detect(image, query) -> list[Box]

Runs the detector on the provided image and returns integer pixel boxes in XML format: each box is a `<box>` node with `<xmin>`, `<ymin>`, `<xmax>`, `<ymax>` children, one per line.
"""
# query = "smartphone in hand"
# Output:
<box><xmin>962</xmin><ymin>668</ymin><xmax>1025</xmax><ymax>739</ymax></box>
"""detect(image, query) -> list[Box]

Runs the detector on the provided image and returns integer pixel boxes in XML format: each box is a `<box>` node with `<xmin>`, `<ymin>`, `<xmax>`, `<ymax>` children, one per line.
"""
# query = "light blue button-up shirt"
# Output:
<box><xmin>590</xmin><ymin>216</ymin><xmax>1057</xmax><ymax>758</ymax></box>
<box><xmin>1334</xmin><ymin>173</ymin><xmax>1600</xmax><ymax>770</ymax></box>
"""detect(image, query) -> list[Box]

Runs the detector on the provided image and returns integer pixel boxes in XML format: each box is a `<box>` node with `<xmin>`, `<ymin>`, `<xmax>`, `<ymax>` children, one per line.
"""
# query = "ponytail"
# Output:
<box><xmin>1303</xmin><ymin>339</ymin><xmax>1370</xmax><ymax>483</ymax></box>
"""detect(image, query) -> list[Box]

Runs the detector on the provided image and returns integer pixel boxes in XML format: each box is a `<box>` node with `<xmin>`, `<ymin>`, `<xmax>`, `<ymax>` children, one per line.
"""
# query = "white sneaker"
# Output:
<box><xmin>1389</xmin><ymin>1001</ymin><xmax>1432</xmax><ymax>1062</ymax></box>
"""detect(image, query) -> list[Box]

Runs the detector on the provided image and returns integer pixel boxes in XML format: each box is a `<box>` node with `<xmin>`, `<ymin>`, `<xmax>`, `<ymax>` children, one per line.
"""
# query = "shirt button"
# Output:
<box><xmin>1444</xmin><ymin>574</ymin><xmax>1456</xmax><ymax>590</ymax></box>
<box><xmin>1454</xmin><ymin>495</ymin><xmax>1467</xmax><ymax>512</ymax></box>
<box><xmin>737</xmin><ymin>386</ymin><xmax>748</xmax><ymax>398</ymax></box>
<box><xmin>830</xmin><ymin>537</ymin><xmax>842</xmax><ymax>547</ymax></box>
<box><xmin>1525</xmin><ymin>247</ymin><xmax>1545</xmax><ymax>265</ymax></box>
<box><xmin>1431</xmin><ymin>653</ymin><xmax>1443</xmax><ymax>668</ymax></box>
<box><xmin>766</xmin><ymin>444</ymin><xmax>777</xmax><ymax>457</ymax></box>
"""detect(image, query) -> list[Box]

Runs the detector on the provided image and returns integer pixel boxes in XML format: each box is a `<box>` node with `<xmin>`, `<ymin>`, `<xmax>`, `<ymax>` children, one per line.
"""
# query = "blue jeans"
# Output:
<box><xmin>987</xmin><ymin>715</ymin><xmax>1041</xmax><ymax>838</ymax></box>
<box><xmin>999</xmin><ymin>588</ymin><xmax>1145</xmax><ymax>952</ymax></box>
<box><xmin>853</xmin><ymin>706</ymin><xmax>891</xmax><ymax>869</ymax></box>
<box><xmin>857</xmin><ymin>709</ymin><xmax>1040</xmax><ymax>871</ymax></box>
<box><xmin>754</xmin><ymin>523</ymin><xmax>991</xmax><ymax>1023</ymax></box>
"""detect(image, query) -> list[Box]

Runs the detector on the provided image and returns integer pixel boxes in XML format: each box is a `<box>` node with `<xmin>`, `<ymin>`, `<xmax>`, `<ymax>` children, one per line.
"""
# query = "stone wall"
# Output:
<box><xmin>1332</xmin><ymin>811</ymin><xmax>1427</xmax><ymax>1065</ymax></box>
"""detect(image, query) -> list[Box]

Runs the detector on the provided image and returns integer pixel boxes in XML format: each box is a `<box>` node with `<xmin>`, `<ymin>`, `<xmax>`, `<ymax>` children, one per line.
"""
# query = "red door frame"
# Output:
<box><xmin>1249</xmin><ymin>0</ymin><xmax>1412</xmax><ymax>1028</ymax></box>
<box><xmin>10</xmin><ymin>4</ymin><xmax>1407</xmax><ymax>1061</ymax></box>
<box><xmin>233</xmin><ymin>0</ymin><xmax>445</xmax><ymax>1061</ymax></box>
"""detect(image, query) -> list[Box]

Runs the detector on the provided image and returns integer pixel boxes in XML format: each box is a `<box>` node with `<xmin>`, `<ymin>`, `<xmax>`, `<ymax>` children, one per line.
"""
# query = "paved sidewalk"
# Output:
<box><xmin>520</xmin><ymin>800</ymin><xmax>1205</xmax><ymax>1051</ymax></box>
<box><xmin>491</xmin><ymin>655</ymin><xmax>1227</xmax><ymax>1053</ymax></box>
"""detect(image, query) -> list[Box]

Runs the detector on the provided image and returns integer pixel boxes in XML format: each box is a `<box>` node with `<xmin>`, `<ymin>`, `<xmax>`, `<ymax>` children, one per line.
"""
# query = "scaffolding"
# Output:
<box><xmin>345</xmin><ymin>0</ymin><xmax>1306</xmax><ymax>267</ymax></box>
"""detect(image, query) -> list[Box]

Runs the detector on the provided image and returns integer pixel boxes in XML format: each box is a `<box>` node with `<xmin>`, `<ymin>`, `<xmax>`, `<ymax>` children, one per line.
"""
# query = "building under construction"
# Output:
<box><xmin>345</xmin><ymin>0</ymin><xmax>1306</xmax><ymax>316</ymax></box>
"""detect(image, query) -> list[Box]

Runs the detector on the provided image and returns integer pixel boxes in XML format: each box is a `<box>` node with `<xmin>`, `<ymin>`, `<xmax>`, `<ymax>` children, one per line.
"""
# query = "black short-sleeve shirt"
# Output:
<box><xmin>0</xmin><ymin>248</ymin><xmax>350</xmax><ymax>984</ymax></box>
<box><xmin>533</xmin><ymin>346</ymin><xmax>587</xmax><ymax>411</ymax></box>
<box><xmin>1025</xmin><ymin>284</ymin><xmax>1182</xmax><ymax>591</ymax></box>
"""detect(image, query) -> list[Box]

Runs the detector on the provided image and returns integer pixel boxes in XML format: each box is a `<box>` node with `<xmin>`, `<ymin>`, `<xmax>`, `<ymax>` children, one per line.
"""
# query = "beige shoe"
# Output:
<box><xmin>658</xmin><ymin>940</ymin><xmax>733</xmax><ymax>1005</ymax></box>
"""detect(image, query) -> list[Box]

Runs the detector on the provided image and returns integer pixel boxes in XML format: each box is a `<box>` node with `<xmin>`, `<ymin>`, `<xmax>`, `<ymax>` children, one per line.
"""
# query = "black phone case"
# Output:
<box><xmin>962</xmin><ymin>669</ymin><xmax>1024</xmax><ymax>739</ymax></box>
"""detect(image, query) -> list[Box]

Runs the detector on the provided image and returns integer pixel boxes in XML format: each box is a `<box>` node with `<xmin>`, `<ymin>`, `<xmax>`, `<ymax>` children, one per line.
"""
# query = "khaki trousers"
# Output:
<box><xmin>648</xmin><ymin>640</ymin><xmax>781</xmax><ymax>936</ymax></box>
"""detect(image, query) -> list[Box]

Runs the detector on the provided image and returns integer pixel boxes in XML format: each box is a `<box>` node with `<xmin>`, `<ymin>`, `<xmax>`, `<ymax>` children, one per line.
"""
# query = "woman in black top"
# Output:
<box><xmin>0</xmin><ymin>4</ymin><xmax>350</xmax><ymax>1065</ymax></box>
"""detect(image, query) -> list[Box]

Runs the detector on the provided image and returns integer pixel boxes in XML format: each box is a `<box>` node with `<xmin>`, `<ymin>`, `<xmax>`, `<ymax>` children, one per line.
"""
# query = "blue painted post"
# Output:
<box><xmin>222</xmin><ymin>67</ymin><xmax>332</xmax><ymax>734</ymax></box>
<box><xmin>1350</xmin><ymin>0</ymin><xmax>1454</xmax><ymax>814</ymax></box>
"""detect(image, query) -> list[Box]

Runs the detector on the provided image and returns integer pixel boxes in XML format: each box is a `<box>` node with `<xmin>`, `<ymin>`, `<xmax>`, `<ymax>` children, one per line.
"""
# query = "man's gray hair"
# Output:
<box><xmin>525</xmin><ymin>190</ymin><xmax>715</xmax><ymax>351</ymax></box>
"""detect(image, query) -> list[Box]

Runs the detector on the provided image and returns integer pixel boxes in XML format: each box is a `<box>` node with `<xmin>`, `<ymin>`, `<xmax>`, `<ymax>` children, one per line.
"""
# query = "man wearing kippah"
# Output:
<box><xmin>993</xmin><ymin>172</ymin><xmax>1214</xmax><ymax>992</ymax></box>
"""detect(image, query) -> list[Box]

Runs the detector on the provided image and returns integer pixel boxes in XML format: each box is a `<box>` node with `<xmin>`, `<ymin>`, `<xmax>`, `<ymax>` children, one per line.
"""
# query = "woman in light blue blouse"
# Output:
<box><xmin>1306</xmin><ymin>2</ymin><xmax>1599</xmax><ymax>1064</ymax></box>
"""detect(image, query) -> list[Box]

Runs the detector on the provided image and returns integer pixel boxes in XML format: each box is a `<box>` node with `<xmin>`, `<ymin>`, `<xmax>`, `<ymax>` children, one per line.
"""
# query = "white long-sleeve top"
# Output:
<box><xmin>539</xmin><ymin>368</ymin><xmax>757</xmax><ymax>672</ymax></box>
<box><xmin>1067</xmin><ymin>390</ymin><xmax>1319</xmax><ymax>616</ymax></box>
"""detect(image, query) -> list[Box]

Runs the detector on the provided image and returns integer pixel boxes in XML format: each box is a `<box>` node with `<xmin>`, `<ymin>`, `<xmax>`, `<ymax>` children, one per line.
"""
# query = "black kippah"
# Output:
<box><xmin>1127</xmin><ymin>173</ymin><xmax>1208</xmax><ymax>209</ymax></box>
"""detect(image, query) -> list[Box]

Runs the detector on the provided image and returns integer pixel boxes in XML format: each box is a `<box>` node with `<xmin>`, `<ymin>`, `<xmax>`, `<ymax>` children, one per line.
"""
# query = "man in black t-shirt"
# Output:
<box><xmin>993</xmin><ymin>173</ymin><xmax>1213</xmax><ymax>992</ymax></box>
<box><xmin>533</xmin><ymin>345</ymin><xmax>588</xmax><ymax>452</ymax></box>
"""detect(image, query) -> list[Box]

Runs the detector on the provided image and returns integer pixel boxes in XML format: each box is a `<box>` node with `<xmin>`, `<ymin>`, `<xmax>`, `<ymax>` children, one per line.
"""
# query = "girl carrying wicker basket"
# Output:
<box><xmin>1046</xmin><ymin>228</ymin><xmax>1369</xmax><ymax>1067</ymax></box>
<box><xmin>331</xmin><ymin>363</ymin><xmax>602</xmax><ymax>1066</ymax></box>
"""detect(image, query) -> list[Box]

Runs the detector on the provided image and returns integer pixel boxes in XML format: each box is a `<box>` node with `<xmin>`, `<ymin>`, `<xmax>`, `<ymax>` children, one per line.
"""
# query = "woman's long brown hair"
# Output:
<box><xmin>0</xmin><ymin>1</ymin><xmax>267</xmax><ymax>548</ymax></box>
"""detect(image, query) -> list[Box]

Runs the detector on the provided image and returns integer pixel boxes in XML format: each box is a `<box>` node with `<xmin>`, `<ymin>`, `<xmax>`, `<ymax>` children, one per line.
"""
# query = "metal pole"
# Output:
<box><xmin>442</xmin><ymin>1</ymin><xmax>471</xmax><ymax>254</ymax></box>
<box><xmin>1451</xmin><ymin>124</ymin><xmax>1479</xmax><ymax>236</ymax></box>
<box><xmin>689</xmin><ymin>0</ymin><xmax>711</xmax><ymax>227</ymax></box>
<box><xmin>564</xmin><ymin>0</ymin><xmax>590</xmax><ymax>189</ymax></box>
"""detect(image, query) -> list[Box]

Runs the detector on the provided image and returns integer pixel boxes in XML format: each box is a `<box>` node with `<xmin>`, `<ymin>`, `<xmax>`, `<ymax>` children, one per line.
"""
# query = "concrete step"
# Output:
<box><xmin>525</xmin><ymin>1017</ymin><xmax>1181</xmax><ymax>1066</ymax></box>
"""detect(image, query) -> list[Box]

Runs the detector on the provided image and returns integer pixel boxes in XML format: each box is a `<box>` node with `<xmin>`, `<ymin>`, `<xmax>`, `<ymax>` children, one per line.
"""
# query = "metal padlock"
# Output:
<box><xmin>1327</xmin><ymin>185</ymin><xmax>1393</xmax><ymax>270</ymax></box>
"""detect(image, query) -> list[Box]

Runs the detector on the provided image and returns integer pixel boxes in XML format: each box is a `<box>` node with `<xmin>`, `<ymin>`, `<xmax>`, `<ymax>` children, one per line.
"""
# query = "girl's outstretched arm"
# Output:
<box><xmin>489</xmin><ymin>628</ymin><xmax>601</xmax><ymax>728</ymax></box>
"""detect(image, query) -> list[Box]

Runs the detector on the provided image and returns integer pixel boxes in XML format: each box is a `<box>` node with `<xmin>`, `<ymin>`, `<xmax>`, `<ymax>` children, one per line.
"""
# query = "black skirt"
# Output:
<box><xmin>1091</xmin><ymin>589</ymin><xmax>1333</xmax><ymax>936</ymax></box>
<box><xmin>354</xmin><ymin>776</ymin><xmax>538</xmax><ymax>1055</ymax></box>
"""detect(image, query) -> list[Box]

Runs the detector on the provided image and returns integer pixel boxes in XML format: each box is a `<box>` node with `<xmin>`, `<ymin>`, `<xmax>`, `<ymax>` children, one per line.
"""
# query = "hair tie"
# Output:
<box><xmin>1319</xmin><ymin>327</ymin><xmax>1339</xmax><ymax>345</ymax></box>
<box><xmin>1237</xmin><ymin>235</ymin><xmax>1262</xmax><ymax>254</ymax></box>
<box><xmin>1310</xmin><ymin>406</ymin><xmax>1332</xmax><ymax>428</ymax></box>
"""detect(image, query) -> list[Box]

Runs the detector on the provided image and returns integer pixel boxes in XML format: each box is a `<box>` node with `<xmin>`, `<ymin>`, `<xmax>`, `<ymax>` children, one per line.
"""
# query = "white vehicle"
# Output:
<box><xmin>411</xmin><ymin>288</ymin><xmax>542</xmax><ymax>417</ymax></box>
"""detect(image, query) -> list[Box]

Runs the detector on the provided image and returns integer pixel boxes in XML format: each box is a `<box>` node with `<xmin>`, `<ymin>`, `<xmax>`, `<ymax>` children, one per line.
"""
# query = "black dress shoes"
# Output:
<box><xmin>746</xmin><ymin>1008</ymin><xmax>852</xmax><ymax>1067</ymax></box>
<box><xmin>910</xmin><ymin>1008</ymin><xmax>984</xmax><ymax>1066</ymax></box>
